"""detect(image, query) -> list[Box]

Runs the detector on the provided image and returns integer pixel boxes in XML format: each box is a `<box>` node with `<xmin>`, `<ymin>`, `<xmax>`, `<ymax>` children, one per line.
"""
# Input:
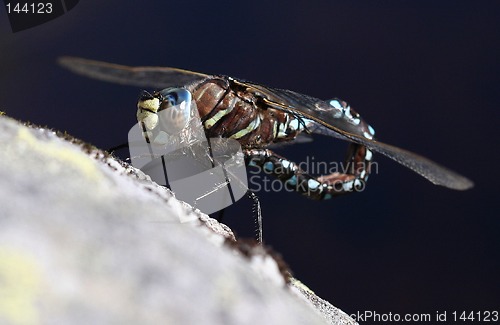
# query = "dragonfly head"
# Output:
<box><xmin>137</xmin><ymin>88</ymin><xmax>192</xmax><ymax>135</ymax></box>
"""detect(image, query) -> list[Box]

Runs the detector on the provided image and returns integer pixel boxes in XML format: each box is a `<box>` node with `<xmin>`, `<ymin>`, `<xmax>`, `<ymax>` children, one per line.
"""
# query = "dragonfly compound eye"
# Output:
<box><xmin>157</xmin><ymin>88</ymin><xmax>193</xmax><ymax>135</ymax></box>
<box><xmin>137</xmin><ymin>93</ymin><xmax>161</xmax><ymax>132</ymax></box>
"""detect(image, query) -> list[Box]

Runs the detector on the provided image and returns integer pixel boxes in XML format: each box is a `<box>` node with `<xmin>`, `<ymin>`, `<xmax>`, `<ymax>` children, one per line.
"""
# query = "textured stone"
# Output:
<box><xmin>0</xmin><ymin>116</ymin><xmax>356</xmax><ymax>325</ymax></box>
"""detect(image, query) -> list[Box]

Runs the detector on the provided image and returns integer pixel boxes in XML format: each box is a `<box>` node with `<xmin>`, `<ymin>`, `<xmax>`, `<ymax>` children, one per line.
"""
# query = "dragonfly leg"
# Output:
<box><xmin>247</xmin><ymin>191</ymin><xmax>263</xmax><ymax>243</ymax></box>
<box><xmin>244</xmin><ymin>144</ymin><xmax>372</xmax><ymax>200</ymax></box>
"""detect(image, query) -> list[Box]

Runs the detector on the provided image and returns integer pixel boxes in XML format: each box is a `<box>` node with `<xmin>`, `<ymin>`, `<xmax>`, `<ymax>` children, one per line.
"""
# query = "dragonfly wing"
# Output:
<box><xmin>334</xmin><ymin>131</ymin><xmax>474</xmax><ymax>190</ymax></box>
<box><xmin>58</xmin><ymin>57</ymin><xmax>209</xmax><ymax>88</ymax></box>
<box><xmin>241</xmin><ymin>81</ymin><xmax>474</xmax><ymax>190</ymax></box>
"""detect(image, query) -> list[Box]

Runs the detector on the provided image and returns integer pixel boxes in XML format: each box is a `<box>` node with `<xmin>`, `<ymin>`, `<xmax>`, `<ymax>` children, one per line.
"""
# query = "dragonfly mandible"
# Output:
<box><xmin>59</xmin><ymin>57</ymin><xmax>474</xmax><ymax>202</ymax></box>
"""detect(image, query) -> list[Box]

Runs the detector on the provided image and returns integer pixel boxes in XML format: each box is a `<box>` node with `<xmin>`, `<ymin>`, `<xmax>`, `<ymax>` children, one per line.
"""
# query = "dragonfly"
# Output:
<box><xmin>58</xmin><ymin>57</ymin><xmax>473</xmax><ymax>204</ymax></box>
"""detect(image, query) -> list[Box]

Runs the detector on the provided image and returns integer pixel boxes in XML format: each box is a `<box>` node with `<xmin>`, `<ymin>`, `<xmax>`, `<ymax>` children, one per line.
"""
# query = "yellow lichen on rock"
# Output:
<box><xmin>16</xmin><ymin>128</ymin><xmax>101</xmax><ymax>182</ymax></box>
<box><xmin>0</xmin><ymin>247</ymin><xmax>42</xmax><ymax>325</ymax></box>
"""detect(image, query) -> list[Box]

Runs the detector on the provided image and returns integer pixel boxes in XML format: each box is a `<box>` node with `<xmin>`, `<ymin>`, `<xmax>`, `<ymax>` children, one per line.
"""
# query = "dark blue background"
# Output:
<box><xmin>1</xmin><ymin>0</ymin><xmax>498</xmax><ymax>320</ymax></box>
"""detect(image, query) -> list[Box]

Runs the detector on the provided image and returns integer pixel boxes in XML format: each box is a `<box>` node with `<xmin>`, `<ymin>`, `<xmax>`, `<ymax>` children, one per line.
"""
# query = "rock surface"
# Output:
<box><xmin>0</xmin><ymin>115</ymin><xmax>357</xmax><ymax>325</ymax></box>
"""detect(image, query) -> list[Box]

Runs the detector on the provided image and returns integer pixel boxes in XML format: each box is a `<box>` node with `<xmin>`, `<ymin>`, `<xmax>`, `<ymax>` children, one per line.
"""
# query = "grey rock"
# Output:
<box><xmin>0</xmin><ymin>116</ymin><xmax>357</xmax><ymax>325</ymax></box>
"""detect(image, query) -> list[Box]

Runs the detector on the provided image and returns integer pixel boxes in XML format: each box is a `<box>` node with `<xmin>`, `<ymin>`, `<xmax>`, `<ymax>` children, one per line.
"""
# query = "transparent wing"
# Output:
<box><xmin>58</xmin><ymin>57</ymin><xmax>209</xmax><ymax>88</ymax></box>
<box><xmin>334</xmin><ymin>132</ymin><xmax>473</xmax><ymax>191</ymax></box>
<box><xmin>240</xmin><ymin>81</ymin><xmax>474</xmax><ymax>190</ymax></box>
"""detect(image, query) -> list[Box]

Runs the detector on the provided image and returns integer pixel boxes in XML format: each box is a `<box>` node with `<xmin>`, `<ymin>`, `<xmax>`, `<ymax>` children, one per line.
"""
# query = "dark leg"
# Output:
<box><xmin>247</xmin><ymin>191</ymin><xmax>263</xmax><ymax>243</ymax></box>
<box><xmin>107</xmin><ymin>142</ymin><xmax>130</xmax><ymax>153</ymax></box>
